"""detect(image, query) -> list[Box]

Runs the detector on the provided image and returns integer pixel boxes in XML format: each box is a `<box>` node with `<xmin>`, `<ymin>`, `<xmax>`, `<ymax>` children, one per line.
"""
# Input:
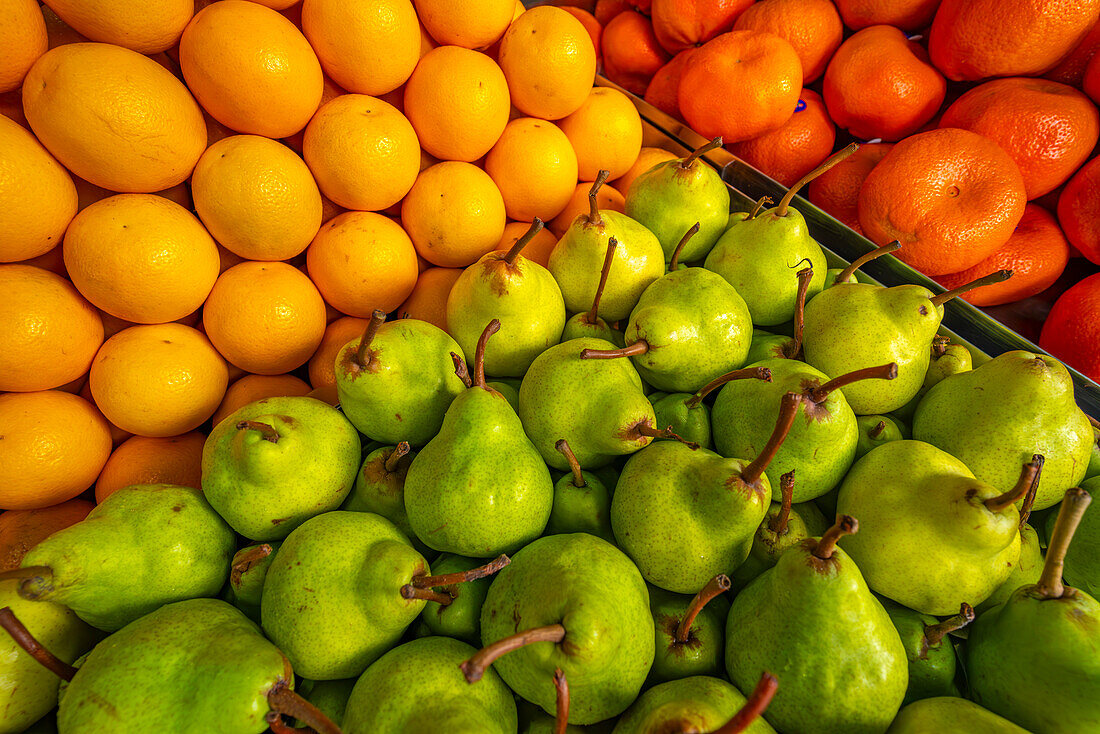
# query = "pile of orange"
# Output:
<box><xmin>0</xmin><ymin>0</ymin><xmax>651</xmax><ymax>536</ymax></box>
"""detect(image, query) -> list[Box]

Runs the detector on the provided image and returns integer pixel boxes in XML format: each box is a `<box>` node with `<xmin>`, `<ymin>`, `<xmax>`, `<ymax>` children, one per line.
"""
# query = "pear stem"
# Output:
<box><xmin>681</xmin><ymin>137</ymin><xmax>723</xmax><ymax>169</ymax></box>
<box><xmin>768</xmin><ymin>471</ymin><xmax>796</xmax><ymax>535</ymax></box>
<box><xmin>710</xmin><ymin>671</ymin><xmax>780</xmax><ymax>734</ymax></box>
<box><xmin>0</xmin><ymin>566</ymin><xmax>52</xmax><ymax>584</ymax></box>
<box><xmin>929</xmin><ymin>270</ymin><xmax>1013</xmax><ymax>307</ymax></box>
<box><xmin>1019</xmin><ymin>455</ymin><xmax>1044</xmax><ymax>529</ymax></box>
<box><xmin>985</xmin><ymin>455</ymin><xmax>1044</xmax><ymax>513</ymax></box>
<box><xmin>236</xmin><ymin>420</ymin><xmax>279</xmax><ymax>443</ymax></box>
<box><xmin>554</xmin><ymin>668</ymin><xmax>570</xmax><ymax>734</ymax></box>
<box><xmin>265</xmin><ymin>715</ymin><xmax>297</xmax><ymax>734</ymax></box>
<box><xmin>584</xmin><ymin>237</ymin><xmax>618</xmax><ymax>326</ymax></box>
<box><xmin>409</xmin><ymin>555</ymin><xmax>510</xmax><ymax>589</ymax></box>
<box><xmin>835</xmin><ymin>241</ymin><xmax>901</xmax><ymax>284</ymax></box>
<box><xmin>740</xmin><ymin>392</ymin><xmax>802</xmax><ymax>487</ymax></box>
<box><xmin>668</xmin><ymin>222</ymin><xmax>700</xmax><ymax>271</ymax></box>
<box><xmin>675</xmin><ymin>574</ymin><xmax>731</xmax><ymax>643</ymax></box>
<box><xmin>1034</xmin><ymin>487</ymin><xmax>1093</xmax><ymax>599</ymax></box>
<box><xmin>634</xmin><ymin>423</ymin><xmax>700</xmax><ymax>450</ymax></box>
<box><xmin>504</xmin><ymin>218</ymin><xmax>543</xmax><ymax>265</ymax></box>
<box><xmin>919</xmin><ymin>602</ymin><xmax>974</xmax><ymax>660</ymax></box>
<box><xmin>474</xmin><ymin>320</ymin><xmax>500</xmax><ymax>389</ymax></box>
<box><xmin>813</xmin><ymin>515</ymin><xmax>859</xmax><ymax>560</ymax></box>
<box><xmin>451</xmin><ymin>352</ymin><xmax>472</xmax><ymax>388</ymax></box>
<box><xmin>931</xmin><ymin>335</ymin><xmax>949</xmax><ymax>359</ymax></box>
<box><xmin>384</xmin><ymin>442</ymin><xmax>411</xmax><ymax>473</ymax></box>
<box><xmin>867</xmin><ymin>421</ymin><xmax>887</xmax><ymax>440</ymax></box>
<box><xmin>0</xmin><ymin>606</ymin><xmax>77</xmax><ymax>681</ymax></box>
<box><xmin>356</xmin><ymin>310</ymin><xmax>387</xmax><ymax>369</ymax></box>
<box><xmin>400</xmin><ymin>586</ymin><xmax>454</xmax><ymax>604</ymax></box>
<box><xmin>580</xmin><ymin>341</ymin><xmax>649</xmax><ymax>360</ymax></box>
<box><xmin>685</xmin><ymin>367</ymin><xmax>772</xmax><ymax>409</ymax></box>
<box><xmin>460</xmin><ymin>624</ymin><xmax>567</xmax><ymax>683</ymax></box>
<box><xmin>808</xmin><ymin>363</ymin><xmax>898</xmax><ymax>404</ymax></box>
<box><xmin>776</xmin><ymin>143</ymin><xmax>858</xmax><ymax>217</ymax></box>
<box><xmin>587</xmin><ymin>170</ymin><xmax>611</xmax><ymax>227</ymax></box>
<box><xmin>267</xmin><ymin>682</ymin><xmax>342</xmax><ymax>734</ymax></box>
<box><xmin>230</xmin><ymin>544</ymin><xmax>274</xmax><ymax>587</ymax></box>
<box><xmin>783</xmin><ymin>267</ymin><xmax>814</xmax><ymax>359</ymax></box>
<box><xmin>748</xmin><ymin>196</ymin><xmax>773</xmax><ymax>220</ymax></box>
<box><xmin>555</xmin><ymin>439</ymin><xmax>586</xmax><ymax>488</ymax></box>
<box><xmin>1088</xmin><ymin>414</ymin><xmax>1100</xmax><ymax>431</ymax></box>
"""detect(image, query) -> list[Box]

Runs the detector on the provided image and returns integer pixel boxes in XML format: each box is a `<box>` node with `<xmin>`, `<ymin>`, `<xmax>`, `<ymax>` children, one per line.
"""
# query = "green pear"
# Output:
<box><xmin>1055</xmin><ymin>474</ymin><xmax>1100</xmax><ymax>597</ymax></box>
<box><xmin>648</xmin><ymin>575</ymin><xmax>730</xmax><ymax>684</ymax></box>
<box><xmin>725</xmin><ymin>515</ymin><xmax>908</xmax><ymax>733</ymax></box>
<box><xmin>295</xmin><ymin>678</ymin><xmax>355</xmax><ymax>729</ymax></box>
<box><xmin>406</xmin><ymin>554</ymin><xmax>509</xmax><ymax>647</ymax></box>
<box><xmin>650</xmin><ymin>392</ymin><xmax>713</xmax><ymax>450</ymax></box>
<box><xmin>341</xmin><ymin>442</ymin><xmax>417</xmax><ymax>543</ymax></box>
<box><xmin>518</xmin><ymin>337</ymin><xmax>658</xmax><ymax>470</ymax></box>
<box><xmin>892</xmin><ymin>337</ymin><xmax>974</xmax><ymax>422</ymax></box>
<box><xmin>855</xmin><ymin>415</ymin><xmax>905</xmax><ymax>458</ymax></box>
<box><xmin>15</xmin><ymin>484</ymin><xmax>233</xmax><ymax>631</ymax></box>
<box><xmin>745</xmin><ymin>330</ymin><xmax>797</xmax><ymax>365</ymax></box>
<box><xmin>546</xmin><ymin>439</ymin><xmax>615</xmax><ymax>542</ymax></box>
<box><xmin>1086</xmin><ymin>425</ymin><xmax>1100</xmax><ymax>478</ymax></box>
<box><xmin>837</xmin><ymin>443</ymin><xmax>1040</xmax><ymax>615</ymax></box>
<box><xmin>446</xmin><ymin>219</ymin><xmax>566</xmax><ymax>377</ymax></box>
<box><xmin>913</xmin><ymin>351</ymin><xmax>1093</xmax><ymax>510</ymax></box>
<box><xmin>980</xmin><ymin>483</ymin><xmax>1046</xmax><ymax>613</ymax></box>
<box><xmin>202</xmin><ymin>396</ymin><xmax>361</xmax><ymax>541</ymax></box>
<box><xmin>227</xmin><ymin>542</ymin><xmax>280</xmax><ymax>622</ymax></box>
<box><xmin>463</xmin><ymin>533</ymin><xmax>654</xmax><ymax>724</ymax></box>
<box><xmin>560</xmin><ymin>236</ymin><xmax>625</xmax><ymax>346</ymax></box>
<box><xmin>549</xmin><ymin>172</ymin><xmax>665</xmax><ymax>322</ymax></box>
<box><xmin>335</xmin><ymin>313</ymin><xmax>467</xmax><ymax>445</ymax></box>
<box><xmin>613</xmin><ymin>674</ymin><xmax>778</xmax><ymax>734</ymax></box>
<box><xmin>967</xmin><ymin>488</ymin><xmax>1100</xmax><ymax>732</ymax></box>
<box><xmin>261</xmin><ymin>511</ymin><xmax>428</xmax><ymax>680</ymax></box>
<box><xmin>882</xmin><ymin>600</ymin><xmax>973</xmax><ymax>705</ymax></box>
<box><xmin>611</xmin><ymin>393</ymin><xmax>801</xmax><ymax>593</ymax></box>
<box><xmin>487</xmin><ymin>379</ymin><xmax>520</xmax><ymax>412</ymax></box>
<box><xmin>887</xmin><ymin>698</ymin><xmax>1029</xmax><ymax>733</ymax></box>
<box><xmin>405</xmin><ymin>320</ymin><xmax>553</xmax><ymax>556</ymax></box>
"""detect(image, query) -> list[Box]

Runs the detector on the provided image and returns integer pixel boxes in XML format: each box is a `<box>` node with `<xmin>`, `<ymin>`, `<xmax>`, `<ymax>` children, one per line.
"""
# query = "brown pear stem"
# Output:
<box><xmin>267</xmin><ymin>683</ymin><xmax>342</xmax><ymax>734</ymax></box>
<box><xmin>710</xmin><ymin>672</ymin><xmax>780</xmax><ymax>734</ymax></box>
<box><xmin>931</xmin><ymin>335</ymin><xmax>949</xmax><ymax>359</ymax></box>
<box><xmin>554</xmin><ymin>668</ymin><xmax>570</xmax><ymax>734</ymax></box>
<box><xmin>634</xmin><ymin>423</ymin><xmax>700</xmax><ymax>450</ymax></box>
<box><xmin>919</xmin><ymin>603</ymin><xmax>974</xmax><ymax>659</ymax></box>
<box><xmin>783</xmin><ymin>267</ymin><xmax>814</xmax><ymax>359</ymax></box>
<box><xmin>587</xmin><ymin>170</ymin><xmax>611</xmax><ymax>227</ymax></box>
<box><xmin>265</xmin><ymin>713</ymin><xmax>298</xmax><ymax>734</ymax></box>
<box><xmin>0</xmin><ymin>606</ymin><xmax>77</xmax><ymax>682</ymax></box>
<box><xmin>748</xmin><ymin>196</ymin><xmax>773</xmax><ymax>220</ymax></box>
<box><xmin>451</xmin><ymin>352</ymin><xmax>472</xmax><ymax>388</ymax></box>
<box><xmin>580</xmin><ymin>341</ymin><xmax>649</xmax><ymax>360</ymax></box>
<box><xmin>1088</xmin><ymin>414</ymin><xmax>1100</xmax><ymax>431</ymax></box>
<box><xmin>0</xmin><ymin>566</ymin><xmax>52</xmax><ymax>584</ymax></box>
<box><xmin>1034</xmin><ymin>487</ymin><xmax>1093</xmax><ymax>599</ymax></box>
<box><xmin>460</xmin><ymin>624</ymin><xmax>567</xmax><ymax>683</ymax></box>
<box><xmin>808</xmin><ymin>363</ymin><xmax>898</xmax><ymax>404</ymax></box>
<box><xmin>504</xmin><ymin>218</ymin><xmax>543</xmax><ymax>265</ymax></box>
<box><xmin>768</xmin><ymin>471</ymin><xmax>796</xmax><ymax>535</ymax></box>
<box><xmin>835</xmin><ymin>241</ymin><xmax>901</xmax><ymax>284</ymax></box>
<box><xmin>236</xmin><ymin>421</ymin><xmax>279</xmax><ymax>443</ymax></box>
<box><xmin>740</xmin><ymin>392</ymin><xmax>802</xmax><ymax>486</ymax></box>
<box><xmin>685</xmin><ymin>367</ymin><xmax>772</xmax><ymax>409</ymax></box>
<box><xmin>929</xmin><ymin>270</ymin><xmax>1013</xmax><ymax>307</ymax></box>
<box><xmin>384</xmin><ymin>442</ymin><xmax>411</xmax><ymax>473</ymax></box>
<box><xmin>585</xmin><ymin>237</ymin><xmax>618</xmax><ymax>325</ymax></box>
<box><xmin>668</xmin><ymin>222</ymin><xmax>700</xmax><ymax>271</ymax></box>
<box><xmin>985</xmin><ymin>455</ymin><xmax>1044</xmax><ymax>513</ymax></box>
<box><xmin>230</xmin><ymin>544</ymin><xmax>274</xmax><ymax>586</ymax></box>
<box><xmin>681</xmin><ymin>137</ymin><xmax>723</xmax><ymax>169</ymax></box>
<box><xmin>555</xmin><ymin>439</ymin><xmax>586</xmax><ymax>488</ymax></box>
<box><xmin>675</xmin><ymin>574</ymin><xmax>731</xmax><ymax>643</ymax></box>
<box><xmin>356</xmin><ymin>309</ymin><xmax>387</xmax><ymax>369</ymax></box>
<box><xmin>1019</xmin><ymin>455</ymin><xmax>1044</xmax><ymax>529</ymax></box>
<box><xmin>777</xmin><ymin>143</ymin><xmax>858</xmax><ymax>217</ymax></box>
<box><xmin>474</xmin><ymin>319</ymin><xmax>500</xmax><ymax>389</ymax></box>
<box><xmin>867</xmin><ymin>421</ymin><xmax>887</xmax><ymax>440</ymax></box>
<box><xmin>813</xmin><ymin>515</ymin><xmax>859</xmax><ymax>560</ymax></box>
<box><xmin>410</xmin><ymin>555</ymin><xmax>510</xmax><ymax>589</ymax></box>
<box><xmin>400</xmin><ymin>585</ymin><xmax>454</xmax><ymax>604</ymax></box>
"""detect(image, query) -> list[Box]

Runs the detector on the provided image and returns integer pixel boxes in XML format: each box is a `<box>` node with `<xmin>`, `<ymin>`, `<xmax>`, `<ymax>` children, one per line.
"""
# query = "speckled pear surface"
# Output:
<box><xmin>886</xmin><ymin>698</ymin><xmax>1029</xmax><ymax>733</ymax></box>
<box><xmin>647</xmin><ymin>586</ymin><xmax>728</xmax><ymax>683</ymax></box>
<box><xmin>612</xmin><ymin>676</ymin><xmax>775</xmax><ymax>734</ymax></box>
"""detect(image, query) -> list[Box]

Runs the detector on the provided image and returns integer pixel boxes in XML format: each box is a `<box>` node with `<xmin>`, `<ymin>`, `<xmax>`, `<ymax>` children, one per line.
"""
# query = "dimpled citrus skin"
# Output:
<box><xmin>44</xmin><ymin>0</ymin><xmax>192</xmax><ymax>53</ymax></box>
<box><xmin>0</xmin><ymin>0</ymin><xmax>47</xmax><ymax>93</ymax></box>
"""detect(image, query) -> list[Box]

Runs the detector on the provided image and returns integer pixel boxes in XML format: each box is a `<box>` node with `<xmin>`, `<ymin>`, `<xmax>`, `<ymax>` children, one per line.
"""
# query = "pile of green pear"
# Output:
<box><xmin>3</xmin><ymin>141</ymin><xmax>1100</xmax><ymax>734</ymax></box>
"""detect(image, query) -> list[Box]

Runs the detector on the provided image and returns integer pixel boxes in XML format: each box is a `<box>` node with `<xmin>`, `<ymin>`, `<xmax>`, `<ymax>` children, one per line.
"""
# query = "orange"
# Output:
<box><xmin>807</xmin><ymin>142</ymin><xmax>893</xmax><ymax>234</ymax></box>
<box><xmin>0</xmin><ymin>115</ymin><xmax>76</xmax><ymax>262</ymax></box>
<box><xmin>0</xmin><ymin>391</ymin><xmax>111</xmax><ymax>509</ymax></box>
<box><xmin>613</xmin><ymin>146</ymin><xmax>679</xmax><ymax>195</ymax></box>
<box><xmin>403</xmin><ymin>46</ymin><xmax>510</xmax><ymax>162</ymax></box>
<box><xmin>94</xmin><ymin>432</ymin><xmax>206</xmax><ymax>503</ymax></box>
<box><xmin>602</xmin><ymin>10</ymin><xmax>671</xmax><ymax>96</ymax></box>
<box><xmin>44</xmin><ymin>0</ymin><xmax>192</xmax><ymax>54</ymax></box>
<box><xmin>0</xmin><ymin>265</ymin><xmax>103</xmax><ymax>392</ymax></box>
<box><xmin>1046</xmin><ymin>20</ymin><xmax>1100</xmax><ymax>87</ymax></box>
<box><xmin>823</xmin><ymin>25</ymin><xmax>946</xmax><ymax>142</ymax></box>
<box><xmin>413</xmin><ymin>0</ymin><xmax>513</xmax><ymax>49</ymax></box>
<box><xmin>0</xmin><ymin>498</ymin><xmax>94</xmax><ymax>571</ymax></box>
<box><xmin>499</xmin><ymin>6</ymin><xmax>598</xmax><ymax>120</ymax></box>
<box><xmin>728</xmin><ymin>89</ymin><xmax>836</xmax><ymax>187</ymax></box>
<box><xmin>401</xmin><ymin>162</ymin><xmax>508</xmax><ymax>268</ymax></box>
<box><xmin>498</xmin><ymin>222</ymin><xmax>560</xmax><ymax>267</ymax></box>
<box><xmin>561</xmin><ymin>7</ymin><xmax>603</xmax><ymax>61</ymax></box>
<box><xmin>858</xmin><ymin>128</ymin><xmax>1027</xmax><ymax>276</ymax></box>
<box><xmin>678</xmin><ymin>30</ymin><xmax>803</xmax><ymax>144</ymax></box>
<box><xmin>485</xmin><ymin>117</ymin><xmax>579</xmax><ymax>224</ymax></box>
<box><xmin>935</xmin><ymin>205</ymin><xmax>1070</xmax><ymax>307</ymax></box>
<box><xmin>929</xmin><ymin>0</ymin><xmax>1100</xmax><ymax>81</ymax></box>
<box><xmin>835</xmin><ymin>0</ymin><xmax>941</xmax><ymax>32</ymax></box>
<box><xmin>732</xmin><ymin>0</ymin><xmax>842</xmax><ymax>84</ymax></box>
<box><xmin>301</xmin><ymin>0</ymin><xmax>420</xmax><ymax>95</ymax></box>
<box><xmin>559</xmin><ymin>87</ymin><xmax>643</xmax><ymax>182</ymax></box>
<box><xmin>1040</xmin><ymin>272</ymin><xmax>1100</xmax><ymax>382</ymax></box>
<box><xmin>549</xmin><ymin>183</ymin><xmax>626</xmax><ymax>238</ymax></box>
<box><xmin>89</xmin><ymin>324</ymin><xmax>228</xmax><ymax>437</ymax></box>
<box><xmin>397</xmin><ymin>267</ymin><xmax>463</xmax><ymax>330</ymax></box>
<box><xmin>303</xmin><ymin>94</ymin><xmax>420</xmax><ymax>212</ymax></box>
<box><xmin>22</xmin><ymin>43</ymin><xmax>206</xmax><ymax>193</ymax></box>
<box><xmin>939</xmin><ymin>78</ymin><xmax>1100</xmax><ymax>199</ymax></box>
<box><xmin>596</xmin><ymin>0</ymin><xmax>632</xmax><ymax>25</ymax></box>
<box><xmin>283</xmin><ymin>73</ymin><xmax>347</xmax><ymax>155</ymax></box>
<box><xmin>307</xmin><ymin>211</ymin><xmax>419</xmax><ymax>314</ymax></box>
<box><xmin>180</xmin><ymin>1</ymin><xmax>322</xmax><ymax>138</ymax></box>
<box><xmin>1057</xmin><ymin>155</ymin><xmax>1100</xmax><ymax>264</ymax></box>
<box><xmin>203</xmin><ymin>261</ymin><xmax>327</xmax><ymax>375</ymax></box>
<box><xmin>210</xmin><ymin>374</ymin><xmax>312</xmax><ymax>428</ymax></box>
<box><xmin>63</xmin><ymin>194</ymin><xmax>220</xmax><ymax>324</ymax></box>
<box><xmin>192</xmin><ymin>135</ymin><xmax>323</xmax><ymax>261</ymax></box>
<box><xmin>0</xmin><ymin>0</ymin><xmax>47</xmax><ymax>93</ymax></box>
<box><xmin>644</xmin><ymin>48</ymin><xmax>695</xmax><ymax>119</ymax></box>
<box><xmin>1086</xmin><ymin>52</ymin><xmax>1100</xmax><ymax>104</ymax></box>
<box><xmin>308</xmin><ymin>316</ymin><xmax>371</xmax><ymax>389</ymax></box>
<box><xmin>651</xmin><ymin>0</ymin><xmax>752</xmax><ymax>55</ymax></box>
